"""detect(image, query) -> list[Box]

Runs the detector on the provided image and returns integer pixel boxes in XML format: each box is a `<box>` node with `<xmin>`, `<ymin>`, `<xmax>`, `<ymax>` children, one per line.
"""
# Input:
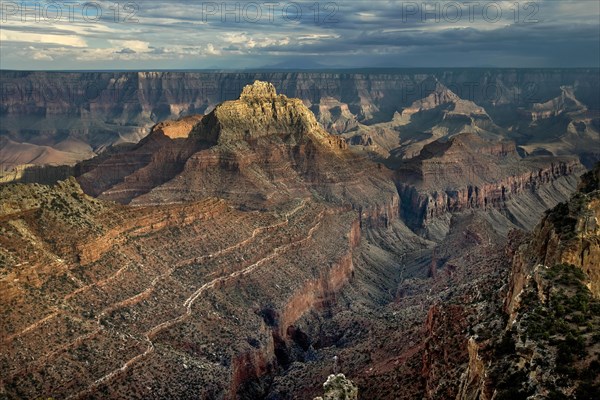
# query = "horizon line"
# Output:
<box><xmin>2</xmin><ymin>67</ymin><xmax>600</xmax><ymax>73</ymax></box>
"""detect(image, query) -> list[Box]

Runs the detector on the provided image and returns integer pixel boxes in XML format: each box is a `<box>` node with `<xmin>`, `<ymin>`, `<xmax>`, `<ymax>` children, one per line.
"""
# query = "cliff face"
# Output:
<box><xmin>3</xmin><ymin>70</ymin><xmax>597</xmax><ymax>126</ymax></box>
<box><xmin>505</xmin><ymin>164</ymin><xmax>600</xmax><ymax>313</ymax></box>
<box><xmin>529</xmin><ymin>86</ymin><xmax>588</xmax><ymax>121</ymax></box>
<box><xmin>0</xmin><ymin>174</ymin><xmax>370</xmax><ymax>400</ymax></box>
<box><xmin>151</xmin><ymin>114</ymin><xmax>203</xmax><ymax>139</ymax></box>
<box><xmin>399</xmin><ymin>79</ymin><xmax>488</xmax><ymax>122</ymax></box>
<box><xmin>191</xmin><ymin>80</ymin><xmax>347</xmax><ymax>150</ymax></box>
<box><xmin>420</xmin><ymin>304</ymin><xmax>470</xmax><ymax>399</ymax></box>
<box><xmin>456</xmin><ymin>164</ymin><xmax>600</xmax><ymax>400</ymax></box>
<box><xmin>396</xmin><ymin>132</ymin><xmax>585</xmax><ymax>234</ymax></box>
<box><xmin>230</xmin><ymin>218</ymin><xmax>361</xmax><ymax>398</ymax></box>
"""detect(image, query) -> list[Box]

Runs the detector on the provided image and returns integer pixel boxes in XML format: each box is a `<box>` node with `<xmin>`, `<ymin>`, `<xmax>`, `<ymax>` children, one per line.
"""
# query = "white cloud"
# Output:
<box><xmin>108</xmin><ymin>40</ymin><xmax>150</xmax><ymax>52</ymax></box>
<box><xmin>206</xmin><ymin>43</ymin><xmax>221</xmax><ymax>55</ymax></box>
<box><xmin>0</xmin><ymin>30</ymin><xmax>87</xmax><ymax>47</ymax></box>
<box><xmin>297</xmin><ymin>34</ymin><xmax>339</xmax><ymax>41</ymax></box>
<box><xmin>29</xmin><ymin>47</ymin><xmax>54</xmax><ymax>61</ymax></box>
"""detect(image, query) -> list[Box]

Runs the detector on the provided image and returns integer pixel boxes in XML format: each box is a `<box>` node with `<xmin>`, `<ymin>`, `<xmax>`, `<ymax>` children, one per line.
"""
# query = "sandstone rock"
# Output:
<box><xmin>76</xmin><ymin>81</ymin><xmax>398</xmax><ymax>229</ymax></box>
<box><xmin>509</xmin><ymin>162</ymin><xmax>600</xmax><ymax>299</ymax></box>
<box><xmin>457</xmin><ymin>164</ymin><xmax>600</xmax><ymax>400</ymax></box>
<box><xmin>150</xmin><ymin>114</ymin><xmax>203</xmax><ymax>139</ymax></box>
<box><xmin>193</xmin><ymin>80</ymin><xmax>328</xmax><ymax>145</ymax></box>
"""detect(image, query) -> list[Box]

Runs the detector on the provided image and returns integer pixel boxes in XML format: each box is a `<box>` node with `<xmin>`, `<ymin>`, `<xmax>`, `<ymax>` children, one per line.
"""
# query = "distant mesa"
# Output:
<box><xmin>1</xmin><ymin>70</ymin><xmax>598</xmax><ymax>175</ymax></box>
<box><xmin>400</xmin><ymin>79</ymin><xmax>488</xmax><ymax>119</ymax></box>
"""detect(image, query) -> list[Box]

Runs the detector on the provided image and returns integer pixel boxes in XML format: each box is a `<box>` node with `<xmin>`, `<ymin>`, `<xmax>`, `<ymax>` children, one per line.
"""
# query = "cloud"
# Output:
<box><xmin>115</xmin><ymin>48</ymin><xmax>136</xmax><ymax>54</ymax></box>
<box><xmin>0</xmin><ymin>0</ymin><xmax>598</xmax><ymax>69</ymax></box>
<box><xmin>30</xmin><ymin>48</ymin><xmax>54</xmax><ymax>61</ymax></box>
<box><xmin>206</xmin><ymin>43</ymin><xmax>221</xmax><ymax>55</ymax></box>
<box><xmin>108</xmin><ymin>40</ymin><xmax>150</xmax><ymax>52</ymax></box>
<box><xmin>0</xmin><ymin>29</ymin><xmax>87</xmax><ymax>47</ymax></box>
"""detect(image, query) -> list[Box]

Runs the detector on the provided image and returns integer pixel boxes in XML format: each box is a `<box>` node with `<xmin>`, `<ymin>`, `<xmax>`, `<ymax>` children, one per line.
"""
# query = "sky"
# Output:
<box><xmin>0</xmin><ymin>0</ymin><xmax>599</xmax><ymax>70</ymax></box>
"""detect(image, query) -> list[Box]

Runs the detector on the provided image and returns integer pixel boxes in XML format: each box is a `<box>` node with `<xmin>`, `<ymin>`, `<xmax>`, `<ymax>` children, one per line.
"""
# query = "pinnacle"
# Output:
<box><xmin>239</xmin><ymin>80</ymin><xmax>278</xmax><ymax>101</ymax></box>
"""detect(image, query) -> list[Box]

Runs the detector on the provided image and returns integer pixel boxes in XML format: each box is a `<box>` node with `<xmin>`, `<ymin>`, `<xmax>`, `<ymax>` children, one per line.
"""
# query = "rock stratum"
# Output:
<box><xmin>396</xmin><ymin>132</ymin><xmax>584</xmax><ymax>238</ymax></box>
<box><xmin>1</xmin><ymin>69</ymin><xmax>598</xmax><ymax>175</ymax></box>
<box><xmin>75</xmin><ymin>81</ymin><xmax>397</xmax><ymax>228</ymax></box>
<box><xmin>456</xmin><ymin>163</ymin><xmax>600</xmax><ymax>399</ymax></box>
<box><xmin>0</xmin><ymin>81</ymin><xmax>595</xmax><ymax>399</ymax></box>
<box><xmin>0</xmin><ymin>82</ymin><xmax>401</xmax><ymax>399</ymax></box>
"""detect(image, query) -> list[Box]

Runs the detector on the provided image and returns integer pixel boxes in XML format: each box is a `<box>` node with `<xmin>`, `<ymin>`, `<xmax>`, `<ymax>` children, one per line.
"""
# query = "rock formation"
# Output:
<box><xmin>0</xmin><ymin>81</ymin><xmax>595</xmax><ymax>400</ymax></box>
<box><xmin>456</xmin><ymin>163</ymin><xmax>600</xmax><ymax>399</ymax></box>
<box><xmin>396</xmin><ymin>132</ymin><xmax>584</xmax><ymax>237</ymax></box>
<box><xmin>1</xmin><ymin>69</ymin><xmax>598</xmax><ymax>173</ymax></box>
<box><xmin>76</xmin><ymin>81</ymin><xmax>398</xmax><ymax>229</ymax></box>
<box><xmin>0</xmin><ymin>82</ymin><xmax>400</xmax><ymax>399</ymax></box>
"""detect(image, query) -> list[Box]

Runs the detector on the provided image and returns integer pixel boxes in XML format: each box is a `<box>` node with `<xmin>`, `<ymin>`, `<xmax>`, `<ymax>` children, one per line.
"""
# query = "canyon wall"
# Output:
<box><xmin>455</xmin><ymin>164</ymin><xmax>600</xmax><ymax>400</ymax></box>
<box><xmin>505</xmin><ymin>164</ymin><xmax>600</xmax><ymax>320</ymax></box>
<box><xmin>2</xmin><ymin>69</ymin><xmax>598</xmax><ymax>151</ymax></box>
<box><xmin>3</xmin><ymin>70</ymin><xmax>598</xmax><ymax>123</ymax></box>
<box><xmin>398</xmin><ymin>159</ymin><xmax>583</xmax><ymax>230</ymax></box>
<box><xmin>229</xmin><ymin>217</ymin><xmax>361</xmax><ymax>398</ymax></box>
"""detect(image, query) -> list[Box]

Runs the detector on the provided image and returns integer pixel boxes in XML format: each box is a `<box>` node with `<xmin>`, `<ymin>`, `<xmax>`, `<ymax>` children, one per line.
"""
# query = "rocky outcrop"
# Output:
<box><xmin>506</xmin><ymin>164</ymin><xmax>600</xmax><ymax>307</ymax></box>
<box><xmin>420</xmin><ymin>304</ymin><xmax>470</xmax><ymax>399</ymax></box>
<box><xmin>311</xmin><ymin>97</ymin><xmax>360</xmax><ymax>134</ymax></box>
<box><xmin>455</xmin><ymin>164</ymin><xmax>600</xmax><ymax>400</ymax></box>
<box><xmin>528</xmin><ymin>86</ymin><xmax>587</xmax><ymax>121</ymax></box>
<box><xmin>75</xmin><ymin>125</ymin><xmax>207</xmax><ymax>203</ymax></box>
<box><xmin>76</xmin><ymin>82</ymin><xmax>399</xmax><ymax>229</ymax></box>
<box><xmin>314</xmin><ymin>374</ymin><xmax>359</xmax><ymax>400</ymax></box>
<box><xmin>193</xmin><ymin>81</ymin><xmax>345</xmax><ymax>150</ymax></box>
<box><xmin>75</xmin><ymin>198</ymin><xmax>227</xmax><ymax>265</ymax></box>
<box><xmin>455</xmin><ymin>337</ymin><xmax>491</xmax><ymax>400</ymax></box>
<box><xmin>151</xmin><ymin>114</ymin><xmax>203</xmax><ymax>139</ymax></box>
<box><xmin>400</xmin><ymin>80</ymin><xmax>488</xmax><ymax>121</ymax></box>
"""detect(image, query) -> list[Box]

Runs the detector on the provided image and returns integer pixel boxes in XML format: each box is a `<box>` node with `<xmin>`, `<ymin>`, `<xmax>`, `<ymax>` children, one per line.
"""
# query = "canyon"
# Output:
<box><xmin>0</xmin><ymin>80</ymin><xmax>598</xmax><ymax>399</ymax></box>
<box><xmin>1</xmin><ymin>69</ymin><xmax>598</xmax><ymax>178</ymax></box>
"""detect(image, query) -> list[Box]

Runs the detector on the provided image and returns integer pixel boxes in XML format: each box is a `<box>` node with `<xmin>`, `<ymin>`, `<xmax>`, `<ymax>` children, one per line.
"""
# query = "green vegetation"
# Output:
<box><xmin>547</xmin><ymin>201</ymin><xmax>578</xmax><ymax>239</ymax></box>
<box><xmin>578</xmin><ymin>164</ymin><xmax>600</xmax><ymax>194</ymax></box>
<box><xmin>494</xmin><ymin>263</ymin><xmax>600</xmax><ymax>399</ymax></box>
<box><xmin>314</xmin><ymin>373</ymin><xmax>358</xmax><ymax>400</ymax></box>
<box><xmin>545</xmin><ymin>193</ymin><xmax>589</xmax><ymax>240</ymax></box>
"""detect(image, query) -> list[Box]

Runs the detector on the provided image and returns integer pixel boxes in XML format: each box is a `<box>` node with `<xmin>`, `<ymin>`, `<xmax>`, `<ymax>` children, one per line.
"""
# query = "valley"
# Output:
<box><xmin>0</xmin><ymin>80</ymin><xmax>598</xmax><ymax>399</ymax></box>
